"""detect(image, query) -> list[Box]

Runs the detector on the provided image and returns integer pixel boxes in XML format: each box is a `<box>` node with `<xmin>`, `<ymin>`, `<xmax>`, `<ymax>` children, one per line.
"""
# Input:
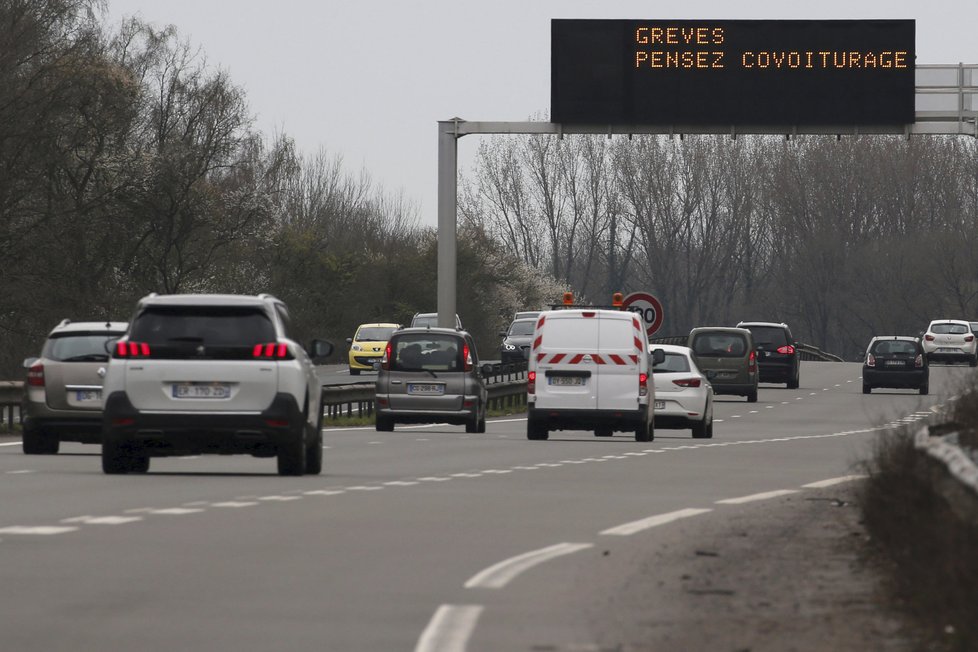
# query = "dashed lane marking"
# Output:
<box><xmin>715</xmin><ymin>489</ymin><xmax>800</xmax><ymax>505</ymax></box>
<box><xmin>385</xmin><ymin>481</ymin><xmax>420</xmax><ymax>486</ymax></box>
<box><xmin>259</xmin><ymin>495</ymin><xmax>303</xmax><ymax>502</ymax></box>
<box><xmin>5</xmin><ymin>470</ymin><xmax>35</xmax><ymax>474</ymax></box>
<box><xmin>0</xmin><ymin>526</ymin><xmax>78</xmax><ymax>535</ymax></box>
<box><xmin>146</xmin><ymin>508</ymin><xmax>206</xmax><ymax>515</ymax></box>
<box><xmin>802</xmin><ymin>475</ymin><xmax>867</xmax><ymax>489</ymax></box>
<box><xmin>61</xmin><ymin>516</ymin><xmax>142</xmax><ymax>525</ymax></box>
<box><xmin>212</xmin><ymin>501</ymin><xmax>260</xmax><ymax>507</ymax></box>
<box><xmin>414</xmin><ymin>605</ymin><xmax>484</xmax><ymax>652</ymax></box>
<box><xmin>600</xmin><ymin>508</ymin><xmax>713</xmax><ymax>536</ymax></box>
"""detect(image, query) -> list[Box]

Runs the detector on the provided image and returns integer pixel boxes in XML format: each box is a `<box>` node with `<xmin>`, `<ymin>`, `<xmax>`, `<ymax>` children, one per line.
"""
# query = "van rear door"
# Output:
<box><xmin>533</xmin><ymin>311</ymin><xmax>599</xmax><ymax>411</ymax></box>
<box><xmin>594</xmin><ymin>313</ymin><xmax>644</xmax><ymax>412</ymax></box>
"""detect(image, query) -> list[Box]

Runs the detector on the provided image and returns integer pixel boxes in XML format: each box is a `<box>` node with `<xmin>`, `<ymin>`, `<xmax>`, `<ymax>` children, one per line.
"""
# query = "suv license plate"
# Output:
<box><xmin>75</xmin><ymin>390</ymin><xmax>101</xmax><ymax>402</ymax></box>
<box><xmin>408</xmin><ymin>383</ymin><xmax>445</xmax><ymax>395</ymax></box>
<box><xmin>172</xmin><ymin>383</ymin><xmax>231</xmax><ymax>399</ymax></box>
<box><xmin>549</xmin><ymin>376</ymin><xmax>584</xmax><ymax>386</ymax></box>
<box><xmin>654</xmin><ymin>400</ymin><xmax>665</xmax><ymax>410</ymax></box>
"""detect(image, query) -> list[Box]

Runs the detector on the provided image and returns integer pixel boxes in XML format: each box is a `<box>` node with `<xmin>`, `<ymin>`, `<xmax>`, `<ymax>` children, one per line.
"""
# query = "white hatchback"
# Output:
<box><xmin>650</xmin><ymin>344</ymin><xmax>714</xmax><ymax>438</ymax></box>
<box><xmin>922</xmin><ymin>319</ymin><xmax>977</xmax><ymax>366</ymax></box>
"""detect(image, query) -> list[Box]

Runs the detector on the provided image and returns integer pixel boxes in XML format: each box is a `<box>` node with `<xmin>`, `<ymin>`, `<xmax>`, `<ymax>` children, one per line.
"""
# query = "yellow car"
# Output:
<box><xmin>346</xmin><ymin>323</ymin><xmax>400</xmax><ymax>375</ymax></box>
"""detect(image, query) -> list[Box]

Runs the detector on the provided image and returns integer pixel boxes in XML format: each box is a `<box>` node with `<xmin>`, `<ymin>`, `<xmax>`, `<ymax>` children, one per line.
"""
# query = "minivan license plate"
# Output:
<box><xmin>75</xmin><ymin>390</ymin><xmax>101</xmax><ymax>402</ymax></box>
<box><xmin>172</xmin><ymin>383</ymin><xmax>231</xmax><ymax>399</ymax></box>
<box><xmin>408</xmin><ymin>383</ymin><xmax>444</xmax><ymax>395</ymax></box>
<box><xmin>549</xmin><ymin>376</ymin><xmax>584</xmax><ymax>386</ymax></box>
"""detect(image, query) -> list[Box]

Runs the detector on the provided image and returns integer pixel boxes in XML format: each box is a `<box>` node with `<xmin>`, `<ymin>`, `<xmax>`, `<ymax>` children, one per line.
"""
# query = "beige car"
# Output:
<box><xmin>687</xmin><ymin>327</ymin><xmax>759</xmax><ymax>402</ymax></box>
<box><xmin>22</xmin><ymin>320</ymin><xmax>128</xmax><ymax>454</ymax></box>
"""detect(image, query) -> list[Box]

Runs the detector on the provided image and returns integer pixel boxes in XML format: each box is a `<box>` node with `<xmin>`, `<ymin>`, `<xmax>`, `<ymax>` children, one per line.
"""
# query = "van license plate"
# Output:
<box><xmin>549</xmin><ymin>376</ymin><xmax>584</xmax><ymax>386</ymax></box>
<box><xmin>408</xmin><ymin>384</ymin><xmax>444</xmax><ymax>395</ymax></box>
<box><xmin>75</xmin><ymin>390</ymin><xmax>101</xmax><ymax>402</ymax></box>
<box><xmin>172</xmin><ymin>383</ymin><xmax>231</xmax><ymax>399</ymax></box>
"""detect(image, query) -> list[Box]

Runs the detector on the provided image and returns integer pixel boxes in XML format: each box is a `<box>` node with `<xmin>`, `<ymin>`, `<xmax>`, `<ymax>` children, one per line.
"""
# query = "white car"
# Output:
<box><xmin>101</xmin><ymin>294</ymin><xmax>333</xmax><ymax>475</ymax></box>
<box><xmin>650</xmin><ymin>344</ymin><xmax>714</xmax><ymax>439</ymax></box>
<box><xmin>922</xmin><ymin>319</ymin><xmax>977</xmax><ymax>366</ymax></box>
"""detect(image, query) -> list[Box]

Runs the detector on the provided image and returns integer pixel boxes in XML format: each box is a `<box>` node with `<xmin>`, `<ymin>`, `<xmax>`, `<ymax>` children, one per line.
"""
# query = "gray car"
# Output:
<box><xmin>22</xmin><ymin>320</ymin><xmax>128</xmax><ymax>454</ymax></box>
<box><xmin>375</xmin><ymin>327</ymin><xmax>487</xmax><ymax>432</ymax></box>
<box><xmin>498</xmin><ymin>317</ymin><xmax>536</xmax><ymax>365</ymax></box>
<box><xmin>687</xmin><ymin>326</ymin><xmax>759</xmax><ymax>402</ymax></box>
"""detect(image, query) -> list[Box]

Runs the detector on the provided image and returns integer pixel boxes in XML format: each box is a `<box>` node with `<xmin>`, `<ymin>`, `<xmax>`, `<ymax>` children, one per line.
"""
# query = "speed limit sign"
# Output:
<box><xmin>621</xmin><ymin>292</ymin><xmax>664</xmax><ymax>336</ymax></box>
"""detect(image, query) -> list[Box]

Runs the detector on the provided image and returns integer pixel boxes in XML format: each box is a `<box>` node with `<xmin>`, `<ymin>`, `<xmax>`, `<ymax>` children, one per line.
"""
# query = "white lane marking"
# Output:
<box><xmin>418</xmin><ymin>477</ymin><xmax>452</xmax><ymax>482</ymax></box>
<box><xmin>624</xmin><ymin>452</ymin><xmax>647</xmax><ymax>457</ymax></box>
<box><xmin>61</xmin><ymin>516</ymin><xmax>142</xmax><ymax>525</ymax></box>
<box><xmin>600</xmin><ymin>508</ymin><xmax>713</xmax><ymax>536</ymax></box>
<box><xmin>259</xmin><ymin>495</ymin><xmax>303</xmax><ymax>502</ymax></box>
<box><xmin>416</xmin><ymin>438</ymin><xmax>430</xmax><ymax>442</ymax></box>
<box><xmin>212</xmin><ymin>501</ymin><xmax>260</xmax><ymax>507</ymax></box>
<box><xmin>781</xmin><ymin>401</ymin><xmax>790</xmax><ymax>405</ymax></box>
<box><xmin>303</xmin><ymin>490</ymin><xmax>345</xmax><ymax>496</ymax></box>
<box><xmin>847</xmin><ymin>380</ymin><xmax>854</xmax><ymax>383</ymax></box>
<box><xmin>368</xmin><ymin>441</ymin><xmax>383</xmax><ymax>445</ymax></box>
<box><xmin>414</xmin><ymin>605</ymin><xmax>484</xmax><ymax>652</ymax></box>
<box><xmin>511</xmin><ymin>466</ymin><xmax>540</xmax><ymax>471</ymax></box>
<box><xmin>765</xmin><ymin>406</ymin><xmax>774</xmax><ymax>409</ymax></box>
<box><xmin>537</xmin><ymin>462</ymin><xmax>565</xmax><ymax>466</ymax></box>
<box><xmin>749</xmin><ymin>410</ymin><xmax>759</xmax><ymax>414</ymax></box>
<box><xmin>184</xmin><ymin>501</ymin><xmax>209</xmax><ymax>506</ymax></box>
<box><xmin>713</xmin><ymin>419</ymin><xmax>724</xmax><ymax>422</ymax></box>
<box><xmin>731</xmin><ymin>415</ymin><xmax>742</xmax><ymax>418</ymax></box>
<box><xmin>347</xmin><ymin>486</ymin><xmax>384</xmax><ymax>491</ymax></box>
<box><xmin>795</xmin><ymin>397</ymin><xmax>803</xmax><ymax>400</ymax></box>
<box><xmin>146</xmin><ymin>508</ymin><xmax>205</xmax><ymax>515</ymax></box>
<box><xmin>482</xmin><ymin>469</ymin><xmax>513</xmax><ymax>474</ymax></box>
<box><xmin>385</xmin><ymin>481</ymin><xmax>420</xmax><ymax>486</ymax></box>
<box><xmin>0</xmin><ymin>526</ymin><xmax>78</xmax><ymax>535</ymax></box>
<box><xmin>823</xmin><ymin>388</ymin><xmax>830</xmax><ymax>391</ymax></box>
<box><xmin>464</xmin><ymin>542</ymin><xmax>593</xmax><ymax>589</ymax></box>
<box><xmin>835</xmin><ymin>384</ymin><xmax>841</xmax><ymax>387</ymax></box>
<box><xmin>802</xmin><ymin>475</ymin><xmax>868</xmax><ymax>489</ymax></box>
<box><xmin>0</xmin><ymin>442</ymin><xmax>23</xmax><ymax>447</ymax></box>
<box><xmin>451</xmin><ymin>473</ymin><xmax>482</xmax><ymax>478</ymax></box>
<box><xmin>810</xmin><ymin>392</ymin><xmax>817</xmax><ymax>395</ymax></box>
<box><xmin>716</xmin><ymin>489</ymin><xmax>800</xmax><ymax>505</ymax></box>
<box><xmin>5</xmin><ymin>470</ymin><xmax>35</xmax><ymax>474</ymax></box>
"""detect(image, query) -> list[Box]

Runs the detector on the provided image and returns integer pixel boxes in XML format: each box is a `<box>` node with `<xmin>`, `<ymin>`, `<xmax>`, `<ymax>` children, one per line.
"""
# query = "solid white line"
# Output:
<box><xmin>464</xmin><ymin>542</ymin><xmax>593</xmax><ymax>589</ymax></box>
<box><xmin>5</xmin><ymin>470</ymin><xmax>35</xmax><ymax>474</ymax></box>
<box><xmin>0</xmin><ymin>442</ymin><xmax>22</xmax><ymax>447</ymax></box>
<box><xmin>414</xmin><ymin>605</ymin><xmax>484</xmax><ymax>652</ymax></box>
<box><xmin>61</xmin><ymin>516</ymin><xmax>142</xmax><ymax>525</ymax></box>
<box><xmin>259</xmin><ymin>495</ymin><xmax>303</xmax><ymax>501</ymax></box>
<box><xmin>384</xmin><ymin>481</ymin><xmax>420</xmax><ymax>486</ymax></box>
<box><xmin>716</xmin><ymin>489</ymin><xmax>799</xmax><ymax>505</ymax></box>
<box><xmin>600</xmin><ymin>507</ymin><xmax>713</xmax><ymax>536</ymax></box>
<box><xmin>212</xmin><ymin>501</ymin><xmax>260</xmax><ymax>507</ymax></box>
<box><xmin>0</xmin><ymin>526</ymin><xmax>78</xmax><ymax>535</ymax></box>
<box><xmin>146</xmin><ymin>508</ymin><xmax>205</xmax><ymax>515</ymax></box>
<box><xmin>802</xmin><ymin>475</ymin><xmax>868</xmax><ymax>489</ymax></box>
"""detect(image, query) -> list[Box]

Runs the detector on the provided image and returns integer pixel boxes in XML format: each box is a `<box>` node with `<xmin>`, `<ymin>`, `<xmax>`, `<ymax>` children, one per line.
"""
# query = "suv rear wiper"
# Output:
<box><xmin>62</xmin><ymin>354</ymin><xmax>109</xmax><ymax>362</ymax></box>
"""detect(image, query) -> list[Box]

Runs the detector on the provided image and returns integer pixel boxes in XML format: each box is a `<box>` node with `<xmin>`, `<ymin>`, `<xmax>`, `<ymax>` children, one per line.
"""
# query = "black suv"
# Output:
<box><xmin>736</xmin><ymin>322</ymin><xmax>800</xmax><ymax>389</ymax></box>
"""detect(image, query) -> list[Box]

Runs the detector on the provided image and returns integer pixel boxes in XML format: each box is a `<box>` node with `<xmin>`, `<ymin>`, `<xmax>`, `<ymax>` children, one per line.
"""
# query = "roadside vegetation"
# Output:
<box><xmin>859</xmin><ymin>381</ymin><xmax>978</xmax><ymax>651</ymax></box>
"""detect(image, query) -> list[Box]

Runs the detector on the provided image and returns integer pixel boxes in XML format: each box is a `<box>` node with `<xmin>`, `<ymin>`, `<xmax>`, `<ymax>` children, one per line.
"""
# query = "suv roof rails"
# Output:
<box><xmin>257</xmin><ymin>293</ymin><xmax>279</xmax><ymax>301</ymax></box>
<box><xmin>58</xmin><ymin>318</ymin><xmax>71</xmax><ymax>327</ymax></box>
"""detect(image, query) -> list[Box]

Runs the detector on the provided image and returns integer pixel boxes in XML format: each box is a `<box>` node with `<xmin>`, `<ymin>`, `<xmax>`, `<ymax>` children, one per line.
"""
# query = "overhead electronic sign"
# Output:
<box><xmin>551</xmin><ymin>19</ymin><xmax>915</xmax><ymax>125</ymax></box>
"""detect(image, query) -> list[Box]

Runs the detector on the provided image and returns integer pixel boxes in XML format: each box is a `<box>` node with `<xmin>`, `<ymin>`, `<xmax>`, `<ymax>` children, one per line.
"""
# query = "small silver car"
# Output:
<box><xmin>375</xmin><ymin>327</ymin><xmax>487</xmax><ymax>432</ymax></box>
<box><xmin>22</xmin><ymin>320</ymin><xmax>128</xmax><ymax>454</ymax></box>
<box><xmin>650</xmin><ymin>344</ymin><xmax>715</xmax><ymax>438</ymax></box>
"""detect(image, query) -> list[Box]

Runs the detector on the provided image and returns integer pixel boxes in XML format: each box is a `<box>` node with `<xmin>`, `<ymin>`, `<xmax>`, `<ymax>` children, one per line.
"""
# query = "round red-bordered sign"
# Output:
<box><xmin>621</xmin><ymin>292</ymin><xmax>664</xmax><ymax>336</ymax></box>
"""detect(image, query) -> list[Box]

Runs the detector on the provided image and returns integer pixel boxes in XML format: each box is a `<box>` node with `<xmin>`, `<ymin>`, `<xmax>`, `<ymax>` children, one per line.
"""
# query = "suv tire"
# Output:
<box><xmin>277</xmin><ymin>425</ymin><xmax>306</xmax><ymax>476</ymax></box>
<box><xmin>787</xmin><ymin>368</ymin><xmax>800</xmax><ymax>390</ymax></box>
<box><xmin>22</xmin><ymin>425</ymin><xmax>59</xmax><ymax>455</ymax></box>
<box><xmin>102</xmin><ymin>437</ymin><xmax>142</xmax><ymax>474</ymax></box>
<box><xmin>305</xmin><ymin>410</ymin><xmax>324</xmax><ymax>475</ymax></box>
<box><xmin>919</xmin><ymin>383</ymin><xmax>929</xmax><ymax>396</ymax></box>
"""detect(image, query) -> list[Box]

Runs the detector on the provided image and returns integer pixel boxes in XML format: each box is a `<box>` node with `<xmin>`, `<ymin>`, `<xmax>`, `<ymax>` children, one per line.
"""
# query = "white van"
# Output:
<box><xmin>526</xmin><ymin>308</ymin><xmax>661</xmax><ymax>441</ymax></box>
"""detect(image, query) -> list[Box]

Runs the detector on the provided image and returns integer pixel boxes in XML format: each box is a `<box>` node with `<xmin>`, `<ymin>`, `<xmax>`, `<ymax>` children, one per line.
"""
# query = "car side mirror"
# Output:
<box><xmin>23</xmin><ymin>357</ymin><xmax>38</xmax><ymax>369</ymax></box>
<box><xmin>310</xmin><ymin>339</ymin><xmax>334</xmax><ymax>361</ymax></box>
<box><xmin>481</xmin><ymin>363</ymin><xmax>494</xmax><ymax>377</ymax></box>
<box><xmin>652</xmin><ymin>348</ymin><xmax>666</xmax><ymax>365</ymax></box>
<box><xmin>522</xmin><ymin>348</ymin><xmax>530</xmax><ymax>360</ymax></box>
<box><xmin>345</xmin><ymin>337</ymin><xmax>353</xmax><ymax>344</ymax></box>
<box><xmin>498</xmin><ymin>331</ymin><xmax>506</xmax><ymax>338</ymax></box>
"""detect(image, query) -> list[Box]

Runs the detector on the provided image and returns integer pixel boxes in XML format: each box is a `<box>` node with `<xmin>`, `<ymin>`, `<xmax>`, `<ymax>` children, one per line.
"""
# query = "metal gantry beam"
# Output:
<box><xmin>436</xmin><ymin>64</ymin><xmax>978</xmax><ymax>328</ymax></box>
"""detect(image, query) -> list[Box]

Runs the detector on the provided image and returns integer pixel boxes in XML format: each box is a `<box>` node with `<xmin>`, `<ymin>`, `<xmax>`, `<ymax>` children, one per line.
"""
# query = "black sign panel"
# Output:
<box><xmin>551</xmin><ymin>19</ymin><xmax>915</xmax><ymax>125</ymax></box>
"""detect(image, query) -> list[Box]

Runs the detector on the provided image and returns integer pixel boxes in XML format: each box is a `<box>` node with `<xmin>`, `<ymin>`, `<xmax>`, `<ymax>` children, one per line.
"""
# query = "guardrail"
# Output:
<box><xmin>916</xmin><ymin>426</ymin><xmax>978</xmax><ymax>523</ymax></box>
<box><xmin>649</xmin><ymin>337</ymin><xmax>844</xmax><ymax>362</ymax></box>
<box><xmin>0</xmin><ymin>381</ymin><xmax>22</xmax><ymax>431</ymax></box>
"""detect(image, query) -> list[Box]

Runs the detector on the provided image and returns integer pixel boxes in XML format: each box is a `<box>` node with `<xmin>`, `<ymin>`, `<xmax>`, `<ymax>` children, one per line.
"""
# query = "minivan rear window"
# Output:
<box><xmin>43</xmin><ymin>333</ymin><xmax>124</xmax><ymax>362</ymax></box>
<box><xmin>391</xmin><ymin>334</ymin><xmax>464</xmax><ymax>372</ymax></box>
<box><xmin>129</xmin><ymin>306</ymin><xmax>276</xmax><ymax>359</ymax></box>
<box><xmin>692</xmin><ymin>332</ymin><xmax>748</xmax><ymax>358</ymax></box>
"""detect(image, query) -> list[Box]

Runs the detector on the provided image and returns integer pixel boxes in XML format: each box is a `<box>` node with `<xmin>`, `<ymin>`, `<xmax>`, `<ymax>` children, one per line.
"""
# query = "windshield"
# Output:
<box><xmin>391</xmin><ymin>334</ymin><xmax>465</xmax><ymax>372</ymax></box>
<box><xmin>356</xmin><ymin>326</ymin><xmax>396</xmax><ymax>342</ymax></box>
<box><xmin>931</xmin><ymin>323</ymin><xmax>969</xmax><ymax>335</ymax></box>
<box><xmin>691</xmin><ymin>332</ymin><xmax>748</xmax><ymax>357</ymax></box>
<box><xmin>653</xmin><ymin>352</ymin><xmax>691</xmax><ymax>373</ymax></box>
<box><xmin>507</xmin><ymin>320</ymin><xmax>536</xmax><ymax>337</ymax></box>
<box><xmin>42</xmin><ymin>333</ymin><xmax>123</xmax><ymax>362</ymax></box>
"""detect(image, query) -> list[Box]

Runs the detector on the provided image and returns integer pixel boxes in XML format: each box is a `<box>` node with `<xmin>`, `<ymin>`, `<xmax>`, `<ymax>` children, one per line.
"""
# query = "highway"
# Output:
<box><xmin>0</xmin><ymin>361</ymin><xmax>972</xmax><ymax>651</ymax></box>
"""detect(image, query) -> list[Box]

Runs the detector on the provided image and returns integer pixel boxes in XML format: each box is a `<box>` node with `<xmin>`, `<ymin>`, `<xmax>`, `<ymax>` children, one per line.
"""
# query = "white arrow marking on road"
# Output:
<box><xmin>464</xmin><ymin>543</ymin><xmax>593</xmax><ymax>589</ymax></box>
<box><xmin>414</xmin><ymin>605</ymin><xmax>483</xmax><ymax>652</ymax></box>
<box><xmin>600</xmin><ymin>508</ymin><xmax>713</xmax><ymax>536</ymax></box>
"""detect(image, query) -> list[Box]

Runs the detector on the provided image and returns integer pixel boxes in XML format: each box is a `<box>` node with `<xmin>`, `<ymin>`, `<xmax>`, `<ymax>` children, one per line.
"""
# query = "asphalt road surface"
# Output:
<box><xmin>1</xmin><ymin>361</ymin><xmax>973</xmax><ymax>651</ymax></box>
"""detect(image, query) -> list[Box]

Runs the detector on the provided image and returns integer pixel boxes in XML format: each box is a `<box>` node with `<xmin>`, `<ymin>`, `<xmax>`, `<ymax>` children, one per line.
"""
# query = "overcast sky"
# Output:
<box><xmin>105</xmin><ymin>1</ymin><xmax>977</xmax><ymax>226</ymax></box>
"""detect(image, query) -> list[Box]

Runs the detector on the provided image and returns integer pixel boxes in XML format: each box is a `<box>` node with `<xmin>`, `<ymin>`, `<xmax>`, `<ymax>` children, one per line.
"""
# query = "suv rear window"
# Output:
<box><xmin>691</xmin><ymin>332</ymin><xmax>748</xmax><ymax>358</ymax></box>
<box><xmin>391</xmin><ymin>334</ymin><xmax>464</xmax><ymax>372</ymax></box>
<box><xmin>130</xmin><ymin>306</ymin><xmax>276</xmax><ymax>359</ymax></box>
<box><xmin>42</xmin><ymin>332</ymin><xmax>123</xmax><ymax>362</ymax></box>
<box><xmin>743</xmin><ymin>326</ymin><xmax>788</xmax><ymax>348</ymax></box>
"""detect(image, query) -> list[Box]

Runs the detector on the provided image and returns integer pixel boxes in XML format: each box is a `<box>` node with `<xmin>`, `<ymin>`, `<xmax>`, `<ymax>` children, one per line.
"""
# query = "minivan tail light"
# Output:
<box><xmin>27</xmin><ymin>363</ymin><xmax>44</xmax><ymax>387</ymax></box>
<box><xmin>639</xmin><ymin>372</ymin><xmax>649</xmax><ymax>397</ymax></box>
<box><xmin>673</xmin><ymin>378</ymin><xmax>702</xmax><ymax>388</ymax></box>
<box><xmin>776</xmin><ymin>345</ymin><xmax>795</xmax><ymax>355</ymax></box>
<box><xmin>914</xmin><ymin>354</ymin><xmax>924</xmax><ymax>368</ymax></box>
<box><xmin>115</xmin><ymin>341</ymin><xmax>151</xmax><ymax>358</ymax></box>
<box><xmin>866</xmin><ymin>353</ymin><xmax>876</xmax><ymax>367</ymax></box>
<box><xmin>381</xmin><ymin>342</ymin><xmax>392</xmax><ymax>371</ymax></box>
<box><xmin>252</xmin><ymin>342</ymin><xmax>292</xmax><ymax>360</ymax></box>
<box><xmin>748</xmin><ymin>350</ymin><xmax>757</xmax><ymax>373</ymax></box>
<box><xmin>527</xmin><ymin>370</ymin><xmax>536</xmax><ymax>395</ymax></box>
<box><xmin>463</xmin><ymin>343</ymin><xmax>473</xmax><ymax>371</ymax></box>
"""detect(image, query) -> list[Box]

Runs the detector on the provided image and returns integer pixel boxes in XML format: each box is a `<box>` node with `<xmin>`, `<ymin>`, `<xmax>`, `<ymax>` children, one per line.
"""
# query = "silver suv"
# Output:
<box><xmin>101</xmin><ymin>294</ymin><xmax>333</xmax><ymax>475</ymax></box>
<box><xmin>375</xmin><ymin>327</ymin><xmax>487</xmax><ymax>432</ymax></box>
<box><xmin>21</xmin><ymin>320</ymin><xmax>128</xmax><ymax>454</ymax></box>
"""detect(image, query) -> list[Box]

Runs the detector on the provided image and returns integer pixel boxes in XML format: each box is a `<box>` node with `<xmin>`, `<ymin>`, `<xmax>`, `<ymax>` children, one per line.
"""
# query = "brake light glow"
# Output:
<box><xmin>27</xmin><ymin>363</ymin><xmax>44</xmax><ymax>387</ymax></box>
<box><xmin>382</xmin><ymin>342</ymin><xmax>392</xmax><ymax>370</ymax></box>
<box><xmin>924</xmin><ymin>334</ymin><xmax>935</xmax><ymax>341</ymax></box>
<box><xmin>672</xmin><ymin>378</ymin><xmax>702</xmax><ymax>388</ymax></box>
<box><xmin>252</xmin><ymin>342</ymin><xmax>291</xmax><ymax>360</ymax></box>
<box><xmin>748</xmin><ymin>350</ymin><xmax>757</xmax><ymax>373</ymax></box>
<box><xmin>776</xmin><ymin>345</ymin><xmax>796</xmax><ymax>355</ymax></box>
<box><xmin>914</xmin><ymin>354</ymin><xmax>924</xmax><ymax>368</ymax></box>
<box><xmin>582</xmin><ymin>311</ymin><xmax>596</xmax><ymax>318</ymax></box>
<box><xmin>115</xmin><ymin>341</ymin><xmax>151</xmax><ymax>357</ymax></box>
<box><xmin>866</xmin><ymin>353</ymin><xmax>876</xmax><ymax>367</ymax></box>
<box><xmin>527</xmin><ymin>370</ymin><xmax>536</xmax><ymax>394</ymax></box>
<box><xmin>463</xmin><ymin>343</ymin><xmax>473</xmax><ymax>371</ymax></box>
<box><xmin>639</xmin><ymin>372</ymin><xmax>648</xmax><ymax>397</ymax></box>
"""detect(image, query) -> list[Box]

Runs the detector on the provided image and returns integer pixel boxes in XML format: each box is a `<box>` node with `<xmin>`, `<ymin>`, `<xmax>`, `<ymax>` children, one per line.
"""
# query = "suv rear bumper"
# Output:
<box><xmin>102</xmin><ymin>391</ymin><xmax>304</xmax><ymax>457</ymax></box>
<box><xmin>528</xmin><ymin>405</ymin><xmax>648</xmax><ymax>432</ymax></box>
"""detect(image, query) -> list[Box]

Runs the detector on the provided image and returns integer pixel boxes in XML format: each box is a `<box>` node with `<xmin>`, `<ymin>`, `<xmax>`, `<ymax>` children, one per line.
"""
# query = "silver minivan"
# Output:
<box><xmin>375</xmin><ymin>327</ymin><xmax>487</xmax><ymax>432</ymax></box>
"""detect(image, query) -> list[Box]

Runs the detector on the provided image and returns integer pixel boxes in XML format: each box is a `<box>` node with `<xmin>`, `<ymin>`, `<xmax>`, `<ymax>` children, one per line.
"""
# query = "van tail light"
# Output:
<box><xmin>639</xmin><ymin>372</ymin><xmax>649</xmax><ymax>396</ymax></box>
<box><xmin>776</xmin><ymin>345</ymin><xmax>795</xmax><ymax>355</ymax></box>
<box><xmin>866</xmin><ymin>353</ymin><xmax>876</xmax><ymax>367</ymax></box>
<box><xmin>252</xmin><ymin>342</ymin><xmax>293</xmax><ymax>360</ymax></box>
<box><xmin>924</xmin><ymin>334</ymin><xmax>935</xmax><ymax>341</ymax></box>
<box><xmin>914</xmin><ymin>354</ymin><xmax>924</xmax><ymax>368</ymax></box>
<box><xmin>27</xmin><ymin>363</ymin><xmax>44</xmax><ymax>387</ymax></box>
<box><xmin>115</xmin><ymin>341</ymin><xmax>151</xmax><ymax>358</ymax></box>
<box><xmin>381</xmin><ymin>342</ymin><xmax>392</xmax><ymax>371</ymax></box>
<box><xmin>527</xmin><ymin>370</ymin><xmax>536</xmax><ymax>395</ymax></box>
<box><xmin>672</xmin><ymin>378</ymin><xmax>702</xmax><ymax>388</ymax></box>
<box><xmin>463</xmin><ymin>343</ymin><xmax>473</xmax><ymax>371</ymax></box>
<box><xmin>748</xmin><ymin>350</ymin><xmax>757</xmax><ymax>373</ymax></box>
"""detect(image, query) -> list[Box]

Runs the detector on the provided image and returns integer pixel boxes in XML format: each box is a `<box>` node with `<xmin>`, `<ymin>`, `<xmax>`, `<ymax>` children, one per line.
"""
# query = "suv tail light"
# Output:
<box><xmin>924</xmin><ymin>334</ymin><xmax>935</xmax><ymax>341</ymax></box>
<box><xmin>252</xmin><ymin>342</ymin><xmax>293</xmax><ymax>360</ymax></box>
<box><xmin>381</xmin><ymin>342</ymin><xmax>392</xmax><ymax>371</ymax></box>
<box><xmin>776</xmin><ymin>345</ymin><xmax>795</xmax><ymax>355</ymax></box>
<box><xmin>527</xmin><ymin>370</ymin><xmax>536</xmax><ymax>395</ymax></box>
<box><xmin>115</xmin><ymin>341</ymin><xmax>151</xmax><ymax>358</ymax></box>
<box><xmin>27</xmin><ymin>363</ymin><xmax>44</xmax><ymax>387</ymax></box>
<box><xmin>639</xmin><ymin>372</ymin><xmax>649</xmax><ymax>397</ymax></box>
<box><xmin>463</xmin><ymin>343</ymin><xmax>473</xmax><ymax>371</ymax></box>
<box><xmin>748</xmin><ymin>350</ymin><xmax>757</xmax><ymax>373</ymax></box>
<box><xmin>914</xmin><ymin>354</ymin><xmax>924</xmax><ymax>368</ymax></box>
<box><xmin>866</xmin><ymin>353</ymin><xmax>876</xmax><ymax>367</ymax></box>
<box><xmin>673</xmin><ymin>377</ymin><xmax>702</xmax><ymax>388</ymax></box>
